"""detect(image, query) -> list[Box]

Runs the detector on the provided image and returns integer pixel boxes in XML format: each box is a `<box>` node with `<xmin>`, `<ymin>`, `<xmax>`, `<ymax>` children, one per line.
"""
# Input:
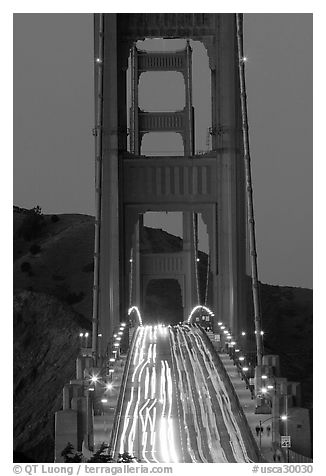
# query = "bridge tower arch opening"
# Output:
<box><xmin>141</xmin><ymin>132</ymin><xmax>184</xmax><ymax>156</ymax></box>
<box><xmin>126</xmin><ymin>37</ymin><xmax>212</xmax><ymax>155</ymax></box>
<box><xmin>94</xmin><ymin>14</ymin><xmax>251</xmax><ymax>362</ymax></box>
<box><xmin>143</xmin><ymin>278</ymin><xmax>183</xmax><ymax>325</ymax></box>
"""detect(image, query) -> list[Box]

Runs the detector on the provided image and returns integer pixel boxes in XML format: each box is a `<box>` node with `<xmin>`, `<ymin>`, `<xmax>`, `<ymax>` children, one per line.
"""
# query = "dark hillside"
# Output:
<box><xmin>13</xmin><ymin>290</ymin><xmax>90</xmax><ymax>462</ymax></box>
<box><xmin>259</xmin><ymin>283</ymin><xmax>313</xmax><ymax>407</ymax></box>
<box><xmin>14</xmin><ymin>211</ymin><xmax>95</xmax><ymax>318</ymax></box>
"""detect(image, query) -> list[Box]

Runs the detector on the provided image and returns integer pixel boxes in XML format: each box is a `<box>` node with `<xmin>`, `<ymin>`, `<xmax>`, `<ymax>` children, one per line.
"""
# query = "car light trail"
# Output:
<box><xmin>133</xmin><ymin>326</ymin><xmax>145</xmax><ymax>365</ymax></box>
<box><xmin>144</xmin><ymin>367</ymin><xmax>150</xmax><ymax>399</ymax></box>
<box><xmin>128</xmin><ymin>305</ymin><xmax>143</xmax><ymax>326</ymax></box>
<box><xmin>185</xmin><ymin>330</ymin><xmax>228</xmax><ymax>462</ymax></box>
<box><xmin>115</xmin><ymin>322</ymin><xmax>254</xmax><ymax>463</ymax></box>
<box><xmin>190</xmin><ymin>328</ymin><xmax>251</xmax><ymax>462</ymax></box>
<box><xmin>151</xmin><ymin>366</ymin><xmax>156</xmax><ymax>399</ymax></box>
<box><xmin>142</xmin><ymin>432</ymin><xmax>150</xmax><ymax>463</ymax></box>
<box><xmin>139</xmin><ymin>399</ymin><xmax>151</xmax><ymax>461</ymax></box>
<box><xmin>187</xmin><ymin>305</ymin><xmax>214</xmax><ymax>324</ymax></box>
<box><xmin>148</xmin><ymin>342</ymin><xmax>153</xmax><ymax>361</ymax></box>
<box><xmin>175</xmin><ymin>327</ymin><xmax>210</xmax><ymax>462</ymax></box>
<box><xmin>169</xmin><ymin>328</ymin><xmax>198</xmax><ymax>462</ymax></box>
<box><xmin>159</xmin><ymin>418</ymin><xmax>170</xmax><ymax>462</ymax></box>
<box><xmin>165</xmin><ymin>360</ymin><xmax>178</xmax><ymax>463</ymax></box>
<box><xmin>153</xmin><ymin>343</ymin><xmax>157</xmax><ymax>363</ymax></box>
<box><xmin>119</xmin><ymin>386</ymin><xmax>135</xmax><ymax>454</ymax></box>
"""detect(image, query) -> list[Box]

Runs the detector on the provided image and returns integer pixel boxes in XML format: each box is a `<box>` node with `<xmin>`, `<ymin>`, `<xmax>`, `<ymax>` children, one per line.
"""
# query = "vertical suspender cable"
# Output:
<box><xmin>129</xmin><ymin>248</ymin><xmax>134</xmax><ymax>308</ymax></box>
<box><xmin>204</xmin><ymin>252</ymin><xmax>210</xmax><ymax>307</ymax></box>
<box><xmin>235</xmin><ymin>14</ymin><xmax>263</xmax><ymax>367</ymax></box>
<box><xmin>192</xmin><ymin>213</ymin><xmax>200</xmax><ymax>304</ymax></box>
<box><xmin>92</xmin><ymin>13</ymin><xmax>104</xmax><ymax>366</ymax></box>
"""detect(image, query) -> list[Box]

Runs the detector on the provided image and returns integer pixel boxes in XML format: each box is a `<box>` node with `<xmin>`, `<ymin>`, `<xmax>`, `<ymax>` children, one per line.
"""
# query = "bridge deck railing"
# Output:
<box><xmin>109</xmin><ymin>325</ymin><xmax>139</xmax><ymax>458</ymax></box>
<box><xmin>283</xmin><ymin>448</ymin><xmax>313</xmax><ymax>464</ymax></box>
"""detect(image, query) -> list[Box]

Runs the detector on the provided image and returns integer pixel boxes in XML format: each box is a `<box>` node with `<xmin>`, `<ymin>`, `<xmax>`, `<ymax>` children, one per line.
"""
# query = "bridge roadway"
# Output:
<box><xmin>114</xmin><ymin>324</ymin><xmax>253</xmax><ymax>463</ymax></box>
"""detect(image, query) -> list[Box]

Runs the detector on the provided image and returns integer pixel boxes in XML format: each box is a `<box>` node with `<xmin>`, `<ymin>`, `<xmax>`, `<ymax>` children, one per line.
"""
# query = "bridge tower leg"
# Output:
<box><xmin>94</xmin><ymin>13</ymin><xmax>249</xmax><ymax>358</ymax></box>
<box><xmin>210</xmin><ymin>14</ymin><xmax>248</xmax><ymax>337</ymax></box>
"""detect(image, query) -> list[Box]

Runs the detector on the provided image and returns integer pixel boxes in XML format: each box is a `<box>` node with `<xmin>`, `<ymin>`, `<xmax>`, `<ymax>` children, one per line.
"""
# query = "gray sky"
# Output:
<box><xmin>13</xmin><ymin>13</ymin><xmax>312</xmax><ymax>288</ymax></box>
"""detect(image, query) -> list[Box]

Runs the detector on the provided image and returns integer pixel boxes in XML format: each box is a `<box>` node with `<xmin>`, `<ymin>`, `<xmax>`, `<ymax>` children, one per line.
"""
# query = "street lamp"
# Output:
<box><xmin>108</xmin><ymin>368</ymin><xmax>114</xmax><ymax>381</ymax></box>
<box><xmin>79</xmin><ymin>333</ymin><xmax>84</xmax><ymax>350</ymax></box>
<box><xmin>90</xmin><ymin>374</ymin><xmax>99</xmax><ymax>384</ymax></box>
<box><xmin>282</xmin><ymin>397</ymin><xmax>290</xmax><ymax>462</ymax></box>
<box><xmin>259</xmin><ymin>376</ymin><xmax>290</xmax><ymax>459</ymax></box>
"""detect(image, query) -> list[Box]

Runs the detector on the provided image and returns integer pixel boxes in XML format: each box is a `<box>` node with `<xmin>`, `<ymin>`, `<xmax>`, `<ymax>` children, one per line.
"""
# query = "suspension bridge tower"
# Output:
<box><xmin>92</xmin><ymin>14</ymin><xmax>253</xmax><ymax>362</ymax></box>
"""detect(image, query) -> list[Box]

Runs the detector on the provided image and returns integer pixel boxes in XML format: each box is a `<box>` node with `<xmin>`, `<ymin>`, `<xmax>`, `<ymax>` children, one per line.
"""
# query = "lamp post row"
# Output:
<box><xmin>213</xmin><ymin>322</ymin><xmax>290</xmax><ymax>460</ymax></box>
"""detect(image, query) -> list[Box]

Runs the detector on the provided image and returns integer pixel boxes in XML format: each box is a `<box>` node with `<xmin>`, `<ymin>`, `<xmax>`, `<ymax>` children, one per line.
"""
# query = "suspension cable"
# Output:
<box><xmin>91</xmin><ymin>13</ymin><xmax>104</xmax><ymax>365</ymax></box>
<box><xmin>204</xmin><ymin>251</ymin><xmax>210</xmax><ymax>307</ymax></box>
<box><xmin>192</xmin><ymin>212</ymin><xmax>200</xmax><ymax>304</ymax></box>
<box><xmin>235</xmin><ymin>13</ymin><xmax>263</xmax><ymax>367</ymax></box>
<box><xmin>129</xmin><ymin>248</ymin><xmax>134</xmax><ymax>308</ymax></box>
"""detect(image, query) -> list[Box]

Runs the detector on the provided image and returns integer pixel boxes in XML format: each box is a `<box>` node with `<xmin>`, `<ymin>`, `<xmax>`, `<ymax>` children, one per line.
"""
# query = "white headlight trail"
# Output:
<box><xmin>144</xmin><ymin>366</ymin><xmax>150</xmax><ymax>400</ymax></box>
<box><xmin>119</xmin><ymin>386</ymin><xmax>134</xmax><ymax>454</ymax></box>
<box><xmin>165</xmin><ymin>361</ymin><xmax>178</xmax><ymax>463</ymax></box>
<box><xmin>151</xmin><ymin>366</ymin><xmax>156</xmax><ymax>399</ymax></box>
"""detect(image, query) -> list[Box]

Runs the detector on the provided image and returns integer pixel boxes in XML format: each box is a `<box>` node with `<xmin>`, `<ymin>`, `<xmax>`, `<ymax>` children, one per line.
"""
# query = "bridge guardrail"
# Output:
<box><xmin>109</xmin><ymin>325</ymin><xmax>139</xmax><ymax>458</ymax></box>
<box><xmin>283</xmin><ymin>448</ymin><xmax>313</xmax><ymax>464</ymax></box>
<box><xmin>198</xmin><ymin>326</ymin><xmax>261</xmax><ymax>462</ymax></box>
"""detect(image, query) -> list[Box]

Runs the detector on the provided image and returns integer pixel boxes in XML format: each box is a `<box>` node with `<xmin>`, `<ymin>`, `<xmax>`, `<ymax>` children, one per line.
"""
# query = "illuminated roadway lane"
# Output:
<box><xmin>117</xmin><ymin>325</ymin><xmax>184</xmax><ymax>463</ymax></box>
<box><xmin>116</xmin><ymin>324</ymin><xmax>253</xmax><ymax>463</ymax></box>
<box><xmin>170</xmin><ymin>325</ymin><xmax>252</xmax><ymax>462</ymax></box>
